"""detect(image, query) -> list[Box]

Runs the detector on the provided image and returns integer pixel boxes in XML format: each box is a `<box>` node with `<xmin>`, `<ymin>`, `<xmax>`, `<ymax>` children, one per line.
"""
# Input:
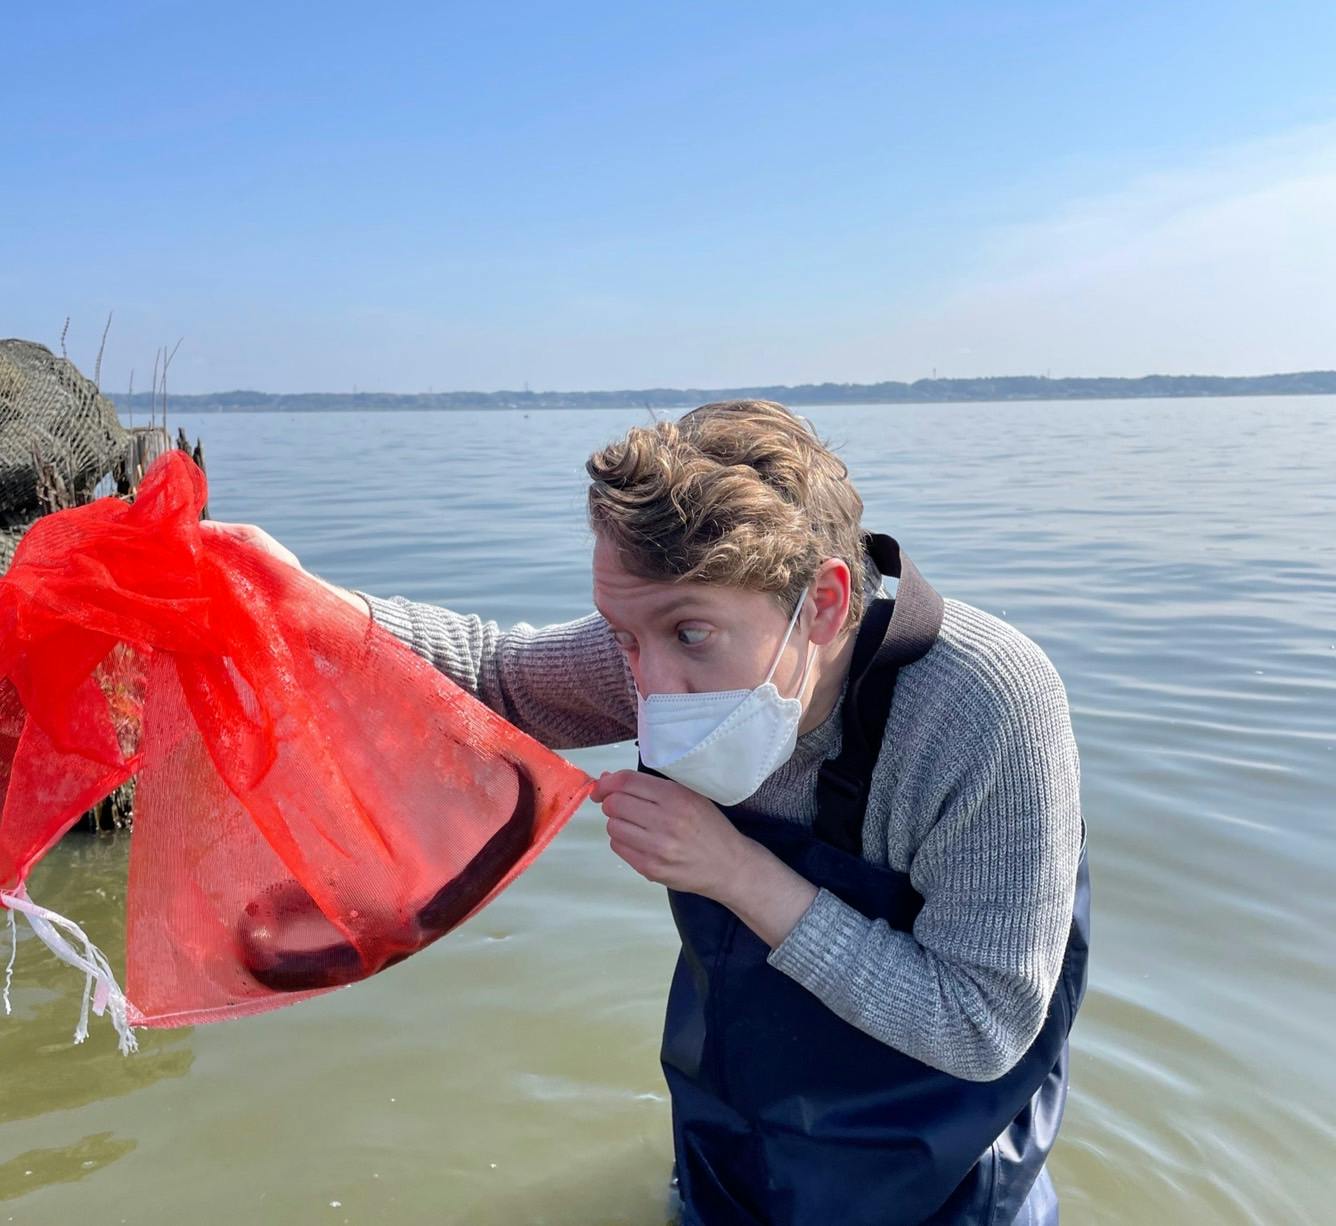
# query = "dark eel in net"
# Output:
<box><xmin>239</xmin><ymin>762</ymin><xmax>537</xmax><ymax>991</ymax></box>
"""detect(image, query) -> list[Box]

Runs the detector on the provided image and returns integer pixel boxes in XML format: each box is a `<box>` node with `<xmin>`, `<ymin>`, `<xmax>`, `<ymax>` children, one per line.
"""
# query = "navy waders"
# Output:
<box><xmin>646</xmin><ymin>535</ymin><xmax>1091</xmax><ymax>1225</ymax></box>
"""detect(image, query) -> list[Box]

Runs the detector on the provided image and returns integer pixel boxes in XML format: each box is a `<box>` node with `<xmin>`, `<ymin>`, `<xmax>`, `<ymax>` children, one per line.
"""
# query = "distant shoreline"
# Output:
<box><xmin>120</xmin><ymin>370</ymin><xmax>1336</xmax><ymax>413</ymax></box>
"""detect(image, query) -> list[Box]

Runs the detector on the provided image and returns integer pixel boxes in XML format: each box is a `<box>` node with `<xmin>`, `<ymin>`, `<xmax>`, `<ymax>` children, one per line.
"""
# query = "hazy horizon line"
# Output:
<box><xmin>107</xmin><ymin>366</ymin><xmax>1336</xmax><ymax>403</ymax></box>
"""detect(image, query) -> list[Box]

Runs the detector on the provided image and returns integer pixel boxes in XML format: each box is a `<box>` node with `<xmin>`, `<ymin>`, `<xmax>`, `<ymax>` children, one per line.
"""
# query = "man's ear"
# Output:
<box><xmin>808</xmin><ymin>557</ymin><xmax>852</xmax><ymax>647</ymax></box>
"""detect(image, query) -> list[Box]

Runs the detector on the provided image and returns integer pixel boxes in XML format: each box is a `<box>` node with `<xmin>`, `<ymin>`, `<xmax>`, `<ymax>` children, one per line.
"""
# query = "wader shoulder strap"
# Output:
<box><xmin>813</xmin><ymin>533</ymin><xmax>945</xmax><ymax>855</ymax></box>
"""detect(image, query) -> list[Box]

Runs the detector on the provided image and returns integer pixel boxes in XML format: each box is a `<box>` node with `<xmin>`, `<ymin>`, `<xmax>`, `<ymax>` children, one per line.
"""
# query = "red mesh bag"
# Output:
<box><xmin>0</xmin><ymin>450</ymin><xmax>593</xmax><ymax>1051</ymax></box>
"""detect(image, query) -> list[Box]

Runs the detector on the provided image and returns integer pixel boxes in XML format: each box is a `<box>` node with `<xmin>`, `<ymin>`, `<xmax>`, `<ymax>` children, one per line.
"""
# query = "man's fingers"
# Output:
<box><xmin>606</xmin><ymin>815</ymin><xmax>657</xmax><ymax>853</ymax></box>
<box><xmin>607</xmin><ymin>821</ymin><xmax>667</xmax><ymax>883</ymax></box>
<box><xmin>608</xmin><ymin>837</ymin><xmax>654</xmax><ymax>880</ymax></box>
<box><xmin>599</xmin><ymin>788</ymin><xmax>658</xmax><ymax>828</ymax></box>
<box><xmin>591</xmin><ymin>769</ymin><xmax>664</xmax><ymax>804</ymax></box>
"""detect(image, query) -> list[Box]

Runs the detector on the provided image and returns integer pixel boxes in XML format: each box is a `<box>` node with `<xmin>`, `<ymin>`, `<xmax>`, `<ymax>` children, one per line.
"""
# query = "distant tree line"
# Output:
<box><xmin>115</xmin><ymin>370</ymin><xmax>1336</xmax><ymax>413</ymax></box>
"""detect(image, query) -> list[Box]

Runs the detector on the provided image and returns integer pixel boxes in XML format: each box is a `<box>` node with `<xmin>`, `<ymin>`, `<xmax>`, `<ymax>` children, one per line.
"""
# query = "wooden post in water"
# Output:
<box><xmin>175</xmin><ymin>425</ymin><xmax>209</xmax><ymax>518</ymax></box>
<box><xmin>111</xmin><ymin>424</ymin><xmax>207</xmax><ymax>505</ymax></box>
<box><xmin>114</xmin><ymin>425</ymin><xmax>170</xmax><ymax>495</ymax></box>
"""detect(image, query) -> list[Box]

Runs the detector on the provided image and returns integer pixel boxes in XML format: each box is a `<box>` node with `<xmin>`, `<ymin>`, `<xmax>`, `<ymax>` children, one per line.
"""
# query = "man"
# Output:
<box><xmin>214</xmin><ymin>399</ymin><xmax>1088</xmax><ymax>1223</ymax></box>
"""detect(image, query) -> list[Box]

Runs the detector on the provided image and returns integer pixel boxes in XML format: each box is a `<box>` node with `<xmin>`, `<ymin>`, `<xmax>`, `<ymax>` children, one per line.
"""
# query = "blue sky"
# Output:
<box><xmin>4</xmin><ymin>1</ymin><xmax>1335</xmax><ymax>393</ymax></box>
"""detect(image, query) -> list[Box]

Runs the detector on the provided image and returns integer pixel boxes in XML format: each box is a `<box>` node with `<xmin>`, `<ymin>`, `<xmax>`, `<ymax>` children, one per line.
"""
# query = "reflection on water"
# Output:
<box><xmin>1</xmin><ymin>397</ymin><xmax>1333</xmax><ymax>1224</ymax></box>
<box><xmin>0</xmin><ymin>1133</ymin><xmax>137</xmax><ymax>1204</ymax></box>
<box><xmin>1</xmin><ymin>836</ymin><xmax>194</xmax><ymax>1210</ymax></box>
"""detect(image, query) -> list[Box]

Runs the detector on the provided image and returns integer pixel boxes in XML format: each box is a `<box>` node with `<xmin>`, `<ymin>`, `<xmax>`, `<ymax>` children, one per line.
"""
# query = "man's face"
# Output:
<box><xmin>591</xmin><ymin>532</ymin><xmax>808</xmax><ymax>700</ymax></box>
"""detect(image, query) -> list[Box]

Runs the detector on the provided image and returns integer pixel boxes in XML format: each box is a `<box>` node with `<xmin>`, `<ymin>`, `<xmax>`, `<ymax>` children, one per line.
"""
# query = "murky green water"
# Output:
<box><xmin>3</xmin><ymin>398</ymin><xmax>1334</xmax><ymax>1224</ymax></box>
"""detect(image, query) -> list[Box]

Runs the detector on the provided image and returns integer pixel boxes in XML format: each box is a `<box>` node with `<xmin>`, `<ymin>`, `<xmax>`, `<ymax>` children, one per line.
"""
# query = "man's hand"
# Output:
<box><xmin>200</xmin><ymin>520</ymin><xmax>370</xmax><ymax>620</ymax></box>
<box><xmin>199</xmin><ymin>520</ymin><xmax>303</xmax><ymax>571</ymax></box>
<box><xmin>592</xmin><ymin>769</ymin><xmax>748</xmax><ymax>899</ymax></box>
<box><xmin>591</xmin><ymin>769</ymin><xmax>821</xmax><ymax>948</ymax></box>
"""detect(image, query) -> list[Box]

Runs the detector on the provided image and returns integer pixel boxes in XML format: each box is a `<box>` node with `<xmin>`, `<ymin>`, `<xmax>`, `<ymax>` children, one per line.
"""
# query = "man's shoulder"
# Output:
<box><xmin>933</xmin><ymin>597</ymin><xmax>1064</xmax><ymax>684</ymax></box>
<box><xmin>898</xmin><ymin>597</ymin><xmax>1071</xmax><ymax>743</ymax></box>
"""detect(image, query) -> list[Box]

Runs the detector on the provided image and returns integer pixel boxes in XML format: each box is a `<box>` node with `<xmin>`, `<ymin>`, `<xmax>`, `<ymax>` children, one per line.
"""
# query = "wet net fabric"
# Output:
<box><xmin>0</xmin><ymin>449</ymin><xmax>593</xmax><ymax>1043</ymax></box>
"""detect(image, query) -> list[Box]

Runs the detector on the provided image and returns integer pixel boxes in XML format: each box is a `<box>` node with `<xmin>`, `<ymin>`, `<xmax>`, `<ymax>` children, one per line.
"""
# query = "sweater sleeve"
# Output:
<box><xmin>765</xmin><ymin>646</ymin><xmax>1082</xmax><ymax>1082</ymax></box>
<box><xmin>351</xmin><ymin>589</ymin><xmax>638</xmax><ymax>751</ymax></box>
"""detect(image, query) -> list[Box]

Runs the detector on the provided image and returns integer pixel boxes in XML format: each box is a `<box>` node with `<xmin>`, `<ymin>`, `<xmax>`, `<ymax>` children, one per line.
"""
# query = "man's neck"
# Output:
<box><xmin>798</xmin><ymin>626</ymin><xmax>859</xmax><ymax>736</ymax></box>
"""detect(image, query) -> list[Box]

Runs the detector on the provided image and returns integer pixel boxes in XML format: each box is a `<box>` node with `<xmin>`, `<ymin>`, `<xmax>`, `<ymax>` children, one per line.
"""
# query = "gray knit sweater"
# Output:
<box><xmin>351</xmin><ymin>572</ymin><xmax>1083</xmax><ymax>1083</ymax></box>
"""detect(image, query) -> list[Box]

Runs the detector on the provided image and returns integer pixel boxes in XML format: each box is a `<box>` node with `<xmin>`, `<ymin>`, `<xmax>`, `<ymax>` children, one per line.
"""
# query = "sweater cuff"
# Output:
<box><xmin>766</xmin><ymin>887</ymin><xmax>866</xmax><ymax>1000</ymax></box>
<box><xmin>351</xmin><ymin>590</ymin><xmax>415</xmax><ymax>642</ymax></box>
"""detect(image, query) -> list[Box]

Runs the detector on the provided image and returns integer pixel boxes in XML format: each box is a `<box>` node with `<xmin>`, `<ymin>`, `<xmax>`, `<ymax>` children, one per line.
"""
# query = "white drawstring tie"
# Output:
<box><xmin>1</xmin><ymin>885</ymin><xmax>138</xmax><ymax>1054</ymax></box>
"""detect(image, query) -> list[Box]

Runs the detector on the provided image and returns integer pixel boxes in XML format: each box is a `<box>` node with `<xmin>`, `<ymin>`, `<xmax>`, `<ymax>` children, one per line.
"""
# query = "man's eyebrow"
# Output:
<box><xmin>593</xmin><ymin>595</ymin><xmax>713</xmax><ymax>627</ymax></box>
<box><xmin>653</xmin><ymin>594</ymin><xmax>712</xmax><ymax>618</ymax></box>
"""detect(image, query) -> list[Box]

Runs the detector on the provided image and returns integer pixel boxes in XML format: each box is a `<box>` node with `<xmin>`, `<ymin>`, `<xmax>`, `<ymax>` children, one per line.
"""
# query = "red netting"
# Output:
<box><xmin>0</xmin><ymin>449</ymin><xmax>593</xmax><ymax>1033</ymax></box>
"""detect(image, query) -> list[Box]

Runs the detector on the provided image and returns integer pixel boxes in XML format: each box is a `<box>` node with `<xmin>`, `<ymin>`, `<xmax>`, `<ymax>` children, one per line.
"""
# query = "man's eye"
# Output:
<box><xmin>677</xmin><ymin>627</ymin><xmax>710</xmax><ymax>646</ymax></box>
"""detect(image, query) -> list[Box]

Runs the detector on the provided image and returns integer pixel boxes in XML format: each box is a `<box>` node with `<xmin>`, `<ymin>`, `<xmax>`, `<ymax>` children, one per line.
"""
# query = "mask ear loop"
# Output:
<box><xmin>761</xmin><ymin>590</ymin><xmax>816</xmax><ymax>698</ymax></box>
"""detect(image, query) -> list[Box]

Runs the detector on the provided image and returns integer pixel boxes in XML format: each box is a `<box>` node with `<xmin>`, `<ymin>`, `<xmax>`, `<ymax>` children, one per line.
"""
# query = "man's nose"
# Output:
<box><xmin>635</xmin><ymin>651</ymin><xmax>688</xmax><ymax>698</ymax></box>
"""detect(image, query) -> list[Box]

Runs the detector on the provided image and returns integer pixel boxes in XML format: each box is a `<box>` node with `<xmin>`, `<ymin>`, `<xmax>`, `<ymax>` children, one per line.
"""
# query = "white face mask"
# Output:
<box><xmin>636</xmin><ymin>592</ymin><xmax>816</xmax><ymax>806</ymax></box>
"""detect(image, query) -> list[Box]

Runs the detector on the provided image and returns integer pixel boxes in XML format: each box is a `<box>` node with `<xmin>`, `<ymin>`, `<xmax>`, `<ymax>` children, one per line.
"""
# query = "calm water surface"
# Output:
<box><xmin>2</xmin><ymin>398</ymin><xmax>1333</xmax><ymax>1224</ymax></box>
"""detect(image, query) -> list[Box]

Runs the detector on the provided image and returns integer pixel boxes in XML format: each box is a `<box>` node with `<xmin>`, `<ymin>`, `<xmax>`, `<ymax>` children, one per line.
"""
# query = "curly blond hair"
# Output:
<box><xmin>585</xmin><ymin>400</ymin><xmax>867</xmax><ymax>629</ymax></box>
